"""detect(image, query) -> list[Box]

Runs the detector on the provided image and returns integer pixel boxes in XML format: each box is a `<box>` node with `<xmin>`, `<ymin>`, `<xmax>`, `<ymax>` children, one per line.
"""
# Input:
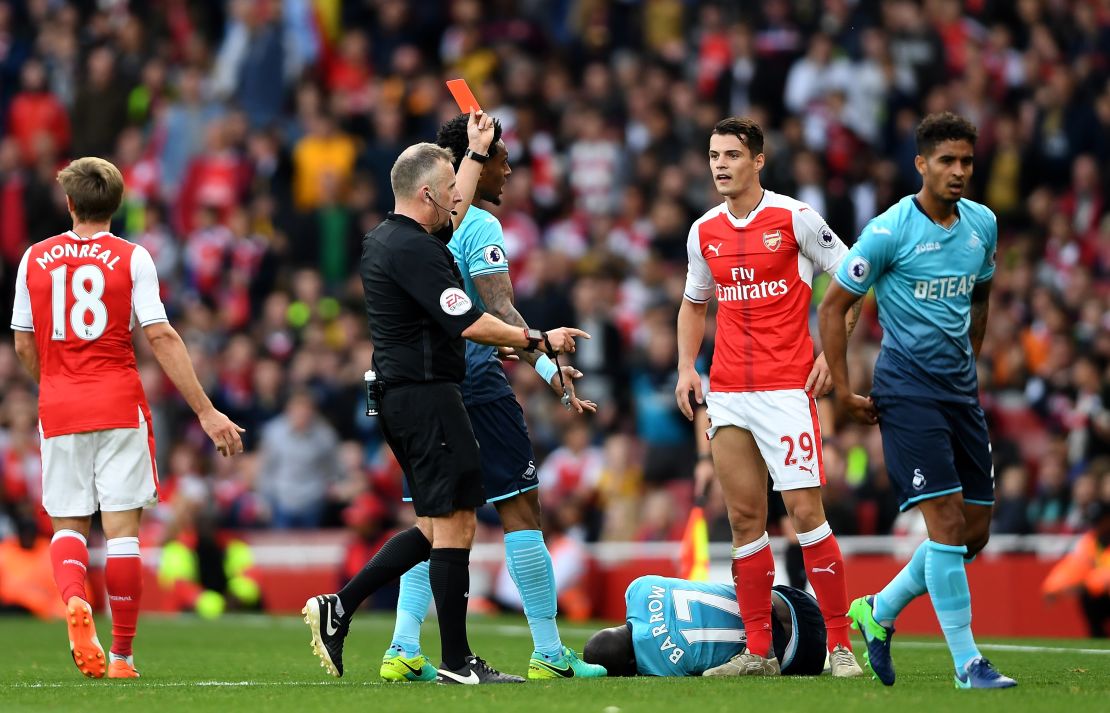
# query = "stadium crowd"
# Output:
<box><xmin>1</xmin><ymin>0</ymin><xmax>1109</xmax><ymax>564</ymax></box>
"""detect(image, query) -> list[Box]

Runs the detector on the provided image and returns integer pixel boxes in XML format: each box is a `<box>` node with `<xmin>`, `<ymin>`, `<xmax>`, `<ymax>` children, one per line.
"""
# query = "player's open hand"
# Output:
<box><xmin>838</xmin><ymin>393</ymin><xmax>878</xmax><ymax>425</ymax></box>
<box><xmin>541</xmin><ymin>327</ymin><xmax>590</xmax><ymax>355</ymax></box>
<box><xmin>805</xmin><ymin>352</ymin><xmax>834</xmax><ymax>397</ymax></box>
<box><xmin>549</xmin><ymin>365</ymin><xmax>597</xmax><ymax>414</ymax></box>
<box><xmin>200</xmin><ymin>408</ymin><xmax>247</xmax><ymax>457</ymax></box>
<box><xmin>693</xmin><ymin>457</ymin><xmax>714</xmax><ymax>502</ymax></box>
<box><xmin>467</xmin><ymin>110</ymin><xmax>495</xmax><ymax>154</ymax></box>
<box><xmin>675</xmin><ymin>366</ymin><xmax>704</xmax><ymax>421</ymax></box>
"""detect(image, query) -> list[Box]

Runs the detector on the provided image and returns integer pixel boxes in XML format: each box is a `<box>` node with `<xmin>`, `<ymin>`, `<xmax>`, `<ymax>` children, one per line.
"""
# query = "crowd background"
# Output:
<box><xmin>1</xmin><ymin>0</ymin><xmax>1109</xmax><ymax>576</ymax></box>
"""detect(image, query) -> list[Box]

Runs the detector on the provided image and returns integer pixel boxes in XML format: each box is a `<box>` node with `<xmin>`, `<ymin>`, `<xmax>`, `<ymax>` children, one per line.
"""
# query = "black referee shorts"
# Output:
<box><xmin>379</xmin><ymin>382</ymin><xmax>485</xmax><ymax>517</ymax></box>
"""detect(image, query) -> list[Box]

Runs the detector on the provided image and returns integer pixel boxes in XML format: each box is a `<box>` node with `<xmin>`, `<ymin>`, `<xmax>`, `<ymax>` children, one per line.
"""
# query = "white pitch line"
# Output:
<box><xmin>897</xmin><ymin>641</ymin><xmax>1110</xmax><ymax>656</ymax></box>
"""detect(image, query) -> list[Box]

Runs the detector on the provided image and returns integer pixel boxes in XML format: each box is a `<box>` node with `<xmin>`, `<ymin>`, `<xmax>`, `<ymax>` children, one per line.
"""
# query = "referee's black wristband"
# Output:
<box><xmin>523</xmin><ymin>328</ymin><xmax>544</xmax><ymax>352</ymax></box>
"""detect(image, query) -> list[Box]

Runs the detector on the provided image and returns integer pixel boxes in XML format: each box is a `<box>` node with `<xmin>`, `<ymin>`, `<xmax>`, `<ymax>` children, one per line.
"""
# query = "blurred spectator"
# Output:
<box><xmin>537</xmin><ymin>421</ymin><xmax>603</xmax><ymax>539</ymax></box>
<box><xmin>1043</xmin><ymin>499</ymin><xmax>1110</xmax><ymax>637</ymax></box>
<box><xmin>70</xmin><ymin>46</ymin><xmax>128</xmax><ymax>159</ymax></box>
<box><xmin>292</xmin><ymin>112</ymin><xmax>356</xmax><ymax>213</ymax></box>
<box><xmin>258</xmin><ymin>389</ymin><xmax>343</xmax><ymax>529</ymax></box>
<box><xmin>994</xmin><ymin>464</ymin><xmax>1034</xmax><ymax>535</ymax></box>
<box><xmin>630</xmin><ymin>316</ymin><xmax>693</xmax><ymax>487</ymax></box>
<box><xmin>7</xmin><ymin>58</ymin><xmax>69</xmax><ymax>165</ymax></box>
<box><xmin>1028</xmin><ymin>451</ymin><xmax>1073</xmax><ymax>533</ymax></box>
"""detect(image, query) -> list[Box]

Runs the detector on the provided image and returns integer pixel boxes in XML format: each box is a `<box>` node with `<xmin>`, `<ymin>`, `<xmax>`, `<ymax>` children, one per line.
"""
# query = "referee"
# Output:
<box><xmin>303</xmin><ymin>113</ymin><xmax>588</xmax><ymax>685</ymax></box>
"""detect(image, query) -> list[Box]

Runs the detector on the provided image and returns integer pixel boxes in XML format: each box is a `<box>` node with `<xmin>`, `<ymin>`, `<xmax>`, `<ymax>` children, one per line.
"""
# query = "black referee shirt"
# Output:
<box><xmin>361</xmin><ymin>212</ymin><xmax>483</xmax><ymax>384</ymax></box>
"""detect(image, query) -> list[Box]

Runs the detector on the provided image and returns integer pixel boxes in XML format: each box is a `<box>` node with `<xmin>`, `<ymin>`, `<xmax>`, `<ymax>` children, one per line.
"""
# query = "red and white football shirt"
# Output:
<box><xmin>11</xmin><ymin>231</ymin><xmax>168</xmax><ymax>437</ymax></box>
<box><xmin>684</xmin><ymin>191</ymin><xmax>848</xmax><ymax>392</ymax></box>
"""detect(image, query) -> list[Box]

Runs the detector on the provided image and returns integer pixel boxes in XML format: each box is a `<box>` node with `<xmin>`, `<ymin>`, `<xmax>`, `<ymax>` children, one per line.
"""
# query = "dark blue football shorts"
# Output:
<box><xmin>872</xmin><ymin>395</ymin><xmax>995</xmax><ymax>512</ymax></box>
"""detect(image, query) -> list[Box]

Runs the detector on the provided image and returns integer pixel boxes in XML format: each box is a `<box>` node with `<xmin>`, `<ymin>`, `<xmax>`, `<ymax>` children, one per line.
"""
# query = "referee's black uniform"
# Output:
<box><xmin>361</xmin><ymin>212</ymin><xmax>486</xmax><ymax>516</ymax></box>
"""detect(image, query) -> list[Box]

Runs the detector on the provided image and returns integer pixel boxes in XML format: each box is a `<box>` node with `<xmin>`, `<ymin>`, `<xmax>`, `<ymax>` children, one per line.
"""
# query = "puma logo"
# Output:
<box><xmin>707</xmin><ymin>243</ymin><xmax>722</xmax><ymax>257</ymax></box>
<box><xmin>811</xmin><ymin>563</ymin><xmax>837</xmax><ymax>575</ymax></box>
<box><xmin>798</xmin><ymin>463</ymin><xmax>815</xmax><ymax>476</ymax></box>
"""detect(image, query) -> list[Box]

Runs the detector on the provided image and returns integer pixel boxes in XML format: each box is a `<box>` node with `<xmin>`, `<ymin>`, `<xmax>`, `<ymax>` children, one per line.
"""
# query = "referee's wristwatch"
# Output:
<box><xmin>522</xmin><ymin>328</ymin><xmax>546</xmax><ymax>352</ymax></box>
<box><xmin>465</xmin><ymin>148</ymin><xmax>489</xmax><ymax>163</ymax></box>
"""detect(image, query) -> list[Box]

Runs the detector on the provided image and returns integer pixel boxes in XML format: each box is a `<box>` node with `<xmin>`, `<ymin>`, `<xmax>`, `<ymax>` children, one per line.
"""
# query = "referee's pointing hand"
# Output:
<box><xmin>541</xmin><ymin>327</ymin><xmax>590</xmax><ymax>354</ymax></box>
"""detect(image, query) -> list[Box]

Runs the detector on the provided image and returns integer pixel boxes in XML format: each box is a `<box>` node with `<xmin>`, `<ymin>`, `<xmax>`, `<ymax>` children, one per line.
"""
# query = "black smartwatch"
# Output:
<box><xmin>523</xmin><ymin>328</ymin><xmax>545</xmax><ymax>352</ymax></box>
<box><xmin>465</xmin><ymin>148</ymin><xmax>490</xmax><ymax>163</ymax></box>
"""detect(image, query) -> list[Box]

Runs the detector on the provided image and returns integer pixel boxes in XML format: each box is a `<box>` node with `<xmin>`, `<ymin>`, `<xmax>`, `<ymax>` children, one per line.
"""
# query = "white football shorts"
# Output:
<box><xmin>705</xmin><ymin>388</ymin><xmax>825</xmax><ymax>491</ymax></box>
<box><xmin>40</xmin><ymin>411</ymin><xmax>159</xmax><ymax>517</ymax></box>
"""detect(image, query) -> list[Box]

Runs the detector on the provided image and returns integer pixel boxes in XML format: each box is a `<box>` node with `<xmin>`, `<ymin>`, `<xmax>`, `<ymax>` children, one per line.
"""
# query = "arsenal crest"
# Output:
<box><xmin>762</xmin><ymin>230</ymin><xmax>782</xmax><ymax>252</ymax></box>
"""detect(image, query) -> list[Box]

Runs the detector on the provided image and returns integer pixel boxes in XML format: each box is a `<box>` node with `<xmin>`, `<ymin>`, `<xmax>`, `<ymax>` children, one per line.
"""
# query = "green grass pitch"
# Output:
<box><xmin>2</xmin><ymin>613</ymin><xmax>1108</xmax><ymax>713</ymax></box>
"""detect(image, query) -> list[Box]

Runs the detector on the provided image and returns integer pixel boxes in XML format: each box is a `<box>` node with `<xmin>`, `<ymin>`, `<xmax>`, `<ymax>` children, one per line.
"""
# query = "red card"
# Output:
<box><xmin>446</xmin><ymin>78</ymin><xmax>481</xmax><ymax>114</ymax></box>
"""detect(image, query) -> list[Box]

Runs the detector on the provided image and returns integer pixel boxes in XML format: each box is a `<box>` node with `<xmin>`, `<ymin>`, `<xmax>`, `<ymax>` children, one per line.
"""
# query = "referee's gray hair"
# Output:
<box><xmin>390</xmin><ymin>142</ymin><xmax>455</xmax><ymax>198</ymax></box>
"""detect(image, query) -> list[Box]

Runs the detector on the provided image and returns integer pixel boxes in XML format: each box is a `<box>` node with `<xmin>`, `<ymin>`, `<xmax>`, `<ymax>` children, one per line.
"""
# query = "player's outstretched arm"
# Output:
<box><xmin>450</xmin><ymin>110</ymin><xmax>496</xmax><ymax>229</ymax></box>
<box><xmin>818</xmin><ymin>281</ymin><xmax>877</xmax><ymax>425</ymax></box>
<box><xmin>142</xmin><ymin>322</ymin><xmax>245</xmax><ymax>456</ymax></box>
<box><xmin>675</xmin><ymin>299</ymin><xmax>707</xmax><ymax>421</ymax></box>
<box><xmin>13</xmin><ymin>331</ymin><xmax>40</xmax><ymax>384</ymax></box>
<box><xmin>461</xmin><ymin>312</ymin><xmax>590</xmax><ymax>354</ymax></box>
<box><xmin>473</xmin><ymin>272</ymin><xmax>596</xmax><ymax>414</ymax></box>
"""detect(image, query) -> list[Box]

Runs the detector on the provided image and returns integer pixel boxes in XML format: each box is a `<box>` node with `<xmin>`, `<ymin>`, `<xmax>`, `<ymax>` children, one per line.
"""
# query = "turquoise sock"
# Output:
<box><xmin>873</xmin><ymin>540</ymin><xmax>928</xmax><ymax>624</ymax></box>
<box><xmin>389</xmin><ymin>559</ymin><xmax>431</xmax><ymax>656</ymax></box>
<box><xmin>504</xmin><ymin>529</ymin><xmax>562</xmax><ymax>660</ymax></box>
<box><xmin>924</xmin><ymin>540</ymin><xmax>981</xmax><ymax>672</ymax></box>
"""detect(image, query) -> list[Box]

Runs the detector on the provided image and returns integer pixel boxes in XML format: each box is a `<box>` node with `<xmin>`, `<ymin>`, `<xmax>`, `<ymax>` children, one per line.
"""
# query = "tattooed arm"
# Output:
<box><xmin>473</xmin><ymin>272</ymin><xmax>537</xmax><ymax>365</ymax></box>
<box><xmin>845</xmin><ymin>296</ymin><xmax>863</xmax><ymax>338</ymax></box>
<box><xmin>473</xmin><ymin>272</ymin><xmax>596</xmax><ymax>413</ymax></box>
<box><xmin>969</xmin><ymin>279</ymin><xmax>992</xmax><ymax>359</ymax></box>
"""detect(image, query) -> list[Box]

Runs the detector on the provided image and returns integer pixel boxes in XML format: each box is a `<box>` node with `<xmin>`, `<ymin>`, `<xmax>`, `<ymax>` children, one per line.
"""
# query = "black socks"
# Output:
<box><xmin>430</xmin><ymin>547</ymin><xmax>473</xmax><ymax>670</ymax></box>
<box><xmin>337</xmin><ymin>526</ymin><xmax>431</xmax><ymax>614</ymax></box>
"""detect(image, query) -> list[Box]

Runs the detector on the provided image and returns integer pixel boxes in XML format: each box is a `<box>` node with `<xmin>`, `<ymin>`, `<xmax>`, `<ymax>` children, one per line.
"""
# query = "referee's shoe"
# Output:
<box><xmin>302</xmin><ymin>594</ymin><xmax>350</xmax><ymax>677</ymax></box>
<box><xmin>436</xmin><ymin>655</ymin><xmax>525</xmax><ymax>684</ymax></box>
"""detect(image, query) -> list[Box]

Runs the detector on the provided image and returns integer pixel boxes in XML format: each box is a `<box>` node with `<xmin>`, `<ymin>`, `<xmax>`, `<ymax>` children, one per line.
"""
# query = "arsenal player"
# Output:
<box><xmin>11</xmin><ymin>157</ymin><xmax>244</xmax><ymax>679</ymax></box>
<box><xmin>674</xmin><ymin>118</ymin><xmax>863</xmax><ymax>677</ymax></box>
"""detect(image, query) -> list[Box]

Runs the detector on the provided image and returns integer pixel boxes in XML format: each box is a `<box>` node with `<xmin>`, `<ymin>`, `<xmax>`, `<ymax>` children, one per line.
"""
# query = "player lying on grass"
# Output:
<box><xmin>582</xmin><ymin>575</ymin><xmax>827</xmax><ymax>677</ymax></box>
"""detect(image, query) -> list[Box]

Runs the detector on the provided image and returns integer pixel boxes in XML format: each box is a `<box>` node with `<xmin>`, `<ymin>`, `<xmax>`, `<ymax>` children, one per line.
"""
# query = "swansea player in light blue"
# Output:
<box><xmin>379</xmin><ymin>113</ymin><xmax>606</xmax><ymax>682</ymax></box>
<box><xmin>581</xmin><ymin>576</ymin><xmax>827</xmax><ymax>677</ymax></box>
<box><xmin>818</xmin><ymin>112</ymin><xmax>1015</xmax><ymax>689</ymax></box>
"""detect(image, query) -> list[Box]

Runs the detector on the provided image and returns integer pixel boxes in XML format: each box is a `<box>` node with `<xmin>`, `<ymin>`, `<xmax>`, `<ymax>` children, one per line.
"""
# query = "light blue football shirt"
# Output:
<box><xmin>625</xmin><ymin>575</ymin><xmax>746</xmax><ymax>676</ymax></box>
<box><xmin>835</xmin><ymin>196</ymin><xmax>997</xmax><ymax>403</ymax></box>
<box><xmin>448</xmin><ymin>205</ymin><xmax>514</xmax><ymax>406</ymax></box>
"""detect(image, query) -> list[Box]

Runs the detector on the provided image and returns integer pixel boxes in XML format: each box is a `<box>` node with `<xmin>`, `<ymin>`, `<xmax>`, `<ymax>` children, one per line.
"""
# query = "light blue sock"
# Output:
<box><xmin>389</xmin><ymin>559</ymin><xmax>431</xmax><ymax>656</ymax></box>
<box><xmin>873</xmin><ymin>540</ymin><xmax>929</xmax><ymax>624</ymax></box>
<box><xmin>924</xmin><ymin>540</ymin><xmax>981</xmax><ymax>672</ymax></box>
<box><xmin>504</xmin><ymin>529</ymin><xmax>563</xmax><ymax>660</ymax></box>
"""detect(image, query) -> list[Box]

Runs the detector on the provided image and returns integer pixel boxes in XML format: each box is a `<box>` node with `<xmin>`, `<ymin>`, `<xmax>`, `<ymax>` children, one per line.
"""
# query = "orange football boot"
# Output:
<box><xmin>108</xmin><ymin>657</ymin><xmax>140</xmax><ymax>679</ymax></box>
<box><xmin>66</xmin><ymin>597</ymin><xmax>106</xmax><ymax>678</ymax></box>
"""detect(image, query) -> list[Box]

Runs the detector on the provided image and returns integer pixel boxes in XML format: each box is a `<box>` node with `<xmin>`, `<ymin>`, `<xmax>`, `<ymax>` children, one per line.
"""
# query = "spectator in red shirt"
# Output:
<box><xmin>7</xmin><ymin>58</ymin><xmax>70</xmax><ymax>165</ymax></box>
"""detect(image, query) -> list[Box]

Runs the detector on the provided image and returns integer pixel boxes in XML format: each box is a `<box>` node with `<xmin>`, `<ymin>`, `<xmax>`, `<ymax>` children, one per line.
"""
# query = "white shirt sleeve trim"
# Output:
<box><xmin>130</xmin><ymin>245</ymin><xmax>169</xmax><ymax>326</ymax></box>
<box><xmin>683</xmin><ymin>219</ymin><xmax>716</xmax><ymax>303</ymax></box>
<box><xmin>10</xmin><ymin>247</ymin><xmax>34</xmax><ymax>331</ymax></box>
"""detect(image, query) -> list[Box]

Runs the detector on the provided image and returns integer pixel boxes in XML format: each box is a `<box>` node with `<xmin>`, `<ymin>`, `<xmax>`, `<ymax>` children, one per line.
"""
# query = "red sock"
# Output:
<box><xmin>105</xmin><ymin>537</ymin><xmax>143</xmax><ymax>657</ymax></box>
<box><xmin>732</xmin><ymin>534</ymin><xmax>775</xmax><ymax>657</ymax></box>
<box><xmin>49</xmin><ymin>530</ymin><xmax>89</xmax><ymax>604</ymax></box>
<box><xmin>799</xmin><ymin>524</ymin><xmax>851</xmax><ymax>651</ymax></box>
